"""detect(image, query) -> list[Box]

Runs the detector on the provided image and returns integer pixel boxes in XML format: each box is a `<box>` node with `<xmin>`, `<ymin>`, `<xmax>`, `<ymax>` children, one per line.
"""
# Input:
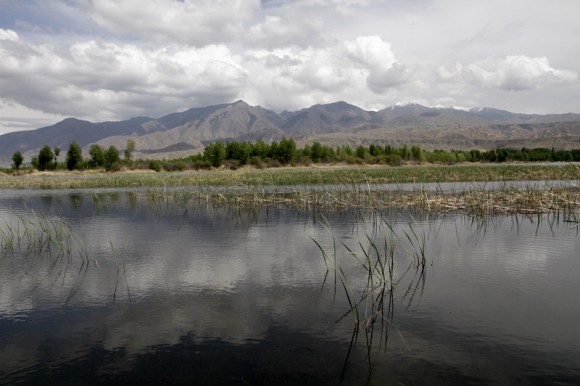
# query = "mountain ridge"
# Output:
<box><xmin>1</xmin><ymin>100</ymin><xmax>580</xmax><ymax>166</ymax></box>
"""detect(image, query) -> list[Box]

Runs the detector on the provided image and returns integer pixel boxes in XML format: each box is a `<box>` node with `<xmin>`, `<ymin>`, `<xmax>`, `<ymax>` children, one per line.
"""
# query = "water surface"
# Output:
<box><xmin>1</xmin><ymin>190</ymin><xmax>579</xmax><ymax>385</ymax></box>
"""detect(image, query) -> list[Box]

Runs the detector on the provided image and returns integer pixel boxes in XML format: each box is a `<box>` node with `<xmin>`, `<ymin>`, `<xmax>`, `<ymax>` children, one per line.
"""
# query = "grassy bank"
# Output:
<box><xmin>2</xmin><ymin>164</ymin><xmax>579</xmax><ymax>216</ymax></box>
<box><xmin>1</xmin><ymin>163</ymin><xmax>579</xmax><ymax>189</ymax></box>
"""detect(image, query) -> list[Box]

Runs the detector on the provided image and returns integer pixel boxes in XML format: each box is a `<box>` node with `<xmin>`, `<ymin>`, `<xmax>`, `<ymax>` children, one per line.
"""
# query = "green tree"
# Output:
<box><xmin>369</xmin><ymin>144</ymin><xmax>383</xmax><ymax>157</ymax></box>
<box><xmin>310</xmin><ymin>142</ymin><xmax>324</xmax><ymax>162</ymax></box>
<box><xmin>65</xmin><ymin>141</ymin><xmax>83</xmax><ymax>170</ymax></box>
<box><xmin>275</xmin><ymin>137</ymin><xmax>297</xmax><ymax>164</ymax></box>
<box><xmin>355</xmin><ymin>145</ymin><xmax>369</xmax><ymax>160</ymax></box>
<box><xmin>54</xmin><ymin>146</ymin><xmax>61</xmax><ymax>165</ymax></box>
<box><xmin>252</xmin><ymin>140</ymin><xmax>270</xmax><ymax>159</ymax></box>
<box><xmin>104</xmin><ymin>146</ymin><xmax>120</xmax><ymax>170</ymax></box>
<box><xmin>37</xmin><ymin>145</ymin><xmax>54</xmax><ymax>171</ymax></box>
<box><xmin>89</xmin><ymin>144</ymin><xmax>105</xmax><ymax>168</ymax></box>
<box><xmin>411</xmin><ymin>145</ymin><xmax>423</xmax><ymax>161</ymax></box>
<box><xmin>124</xmin><ymin>139</ymin><xmax>136</xmax><ymax>162</ymax></box>
<box><xmin>470</xmin><ymin>149</ymin><xmax>482</xmax><ymax>162</ymax></box>
<box><xmin>269</xmin><ymin>141</ymin><xmax>279</xmax><ymax>160</ymax></box>
<box><xmin>401</xmin><ymin>144</ymin><xmax>409</xmax><ymax>160</ymax></box>
<box><xmin>204</xmin><ymin>141</ymin><xmax>226</xmax><ymax>167</ymax></box>
<box><xmin>320</xmin><ymin>145</ymin><xmax>336</xmax><ymax>162</ymax></box>
<box><xmin>11</xmin><ymin>151</ymin><xmax>23</xmax><ymax>170</ymax></box>
<box><xmin>336</xmin><ymin>145</ymin><xmax>353</xmax><ymax>162</ymax></box>
<box><xmin>226</xmin><ymin>141</ymin><xmax>252</xmax><ymax>164</ymax></box>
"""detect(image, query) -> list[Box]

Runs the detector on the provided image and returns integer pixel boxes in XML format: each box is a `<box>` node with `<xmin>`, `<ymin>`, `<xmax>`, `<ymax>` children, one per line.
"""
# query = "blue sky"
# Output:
<box><xmin>0</xmin><ymin>0</ymin><xmax>579</xmax><ymax>134</ymax></box>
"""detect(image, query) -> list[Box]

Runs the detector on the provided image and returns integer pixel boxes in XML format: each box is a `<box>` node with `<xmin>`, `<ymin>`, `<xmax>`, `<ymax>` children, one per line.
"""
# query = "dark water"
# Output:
<box><xmin>1</xmin><ymin>190</ymin><xmax>579</xmax><ymax>385</ymax></box>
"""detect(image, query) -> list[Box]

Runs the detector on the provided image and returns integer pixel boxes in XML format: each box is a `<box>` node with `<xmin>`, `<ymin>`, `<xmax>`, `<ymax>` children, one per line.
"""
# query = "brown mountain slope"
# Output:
<box><xmin>1</xmin><ymin>100</ymin><xmax>580</xmax><ymax>165</ymax></box>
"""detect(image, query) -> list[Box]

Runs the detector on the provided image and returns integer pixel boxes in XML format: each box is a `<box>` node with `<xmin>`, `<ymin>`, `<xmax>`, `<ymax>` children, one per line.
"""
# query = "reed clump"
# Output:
<box><xmin>0</xmin><ymin>211</ymin><xmax>129</xmax><ymax>302</ymax></box>
<box><xmin>1</xmin><ymin>211</ymin><xmax>83</xmax><ymax>259</ymax></box>
<box><xmin>134</xmin><ymin>184</ymin><xmax>580</xmax><ymax>217</ymax></box>
<box><xmin>1</xmin><ymin>164</ymin><xmax>579</xmax><ymax>189</ymax></box>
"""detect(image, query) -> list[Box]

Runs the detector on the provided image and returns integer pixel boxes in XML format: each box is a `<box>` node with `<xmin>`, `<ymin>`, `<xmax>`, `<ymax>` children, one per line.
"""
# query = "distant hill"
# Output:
<box><xmin>1</xmin><ymin>100</ymin><xmax>580</xmax><ymax>166</ymax></box>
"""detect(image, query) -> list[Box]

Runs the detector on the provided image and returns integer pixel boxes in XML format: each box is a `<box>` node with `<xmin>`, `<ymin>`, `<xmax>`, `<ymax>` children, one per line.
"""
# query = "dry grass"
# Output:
<box><xmin>1</xmin><ymin>164</ymin><xmax>579</xmax><ymax>216</ymax></box>
<box><xmin>136</xmin><ymin>184</ymin><xmax>580</xmax><ymax>217</ymax></box>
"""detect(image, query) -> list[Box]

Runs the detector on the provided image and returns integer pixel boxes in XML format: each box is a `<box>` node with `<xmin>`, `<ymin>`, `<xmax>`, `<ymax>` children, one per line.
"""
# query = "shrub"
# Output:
<box><xmin>163</xmin><ymin>162</ymin><xmax>187</xmax><ymax>172</ymax></box>
<box><xmin>249</xmin><ymin>156</ymin><xmax>264</xmax><ymax>169</ymax></box>
<box><xmin>225</xmin><ymin>159</ymin><xmax>241</xmax><ymax>170</ymax></box>
<box><xmin>387</xmin><ymin>155</ymin><xmax>403</xmax><ymax>166</ymax></box>
<box><xmin>149</xmin><ymin>159</ymin><xmax>162</xmax><ymax>172</ymax></box>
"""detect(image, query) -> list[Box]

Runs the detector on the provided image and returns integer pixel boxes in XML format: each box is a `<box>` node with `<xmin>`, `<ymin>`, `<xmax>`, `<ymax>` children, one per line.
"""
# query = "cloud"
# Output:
<box><xmin>438</xmin><ymin>55</ymin><xmax>578</xmax><ymax>91</ymax></box>
<box><xmin>344</xmin><ymin>35</ymin><xmax>412</xmax><ymax>93</ymax></box>
<box><xmin>1</xmin><ymin>26</ymin><xmax>412</xmax><ymax>123</ymax></box>
<box><xmin>0</xmin><ymin>29</ymin><xmax>248</xmax><ymax>120</ymax></box>
<box><xmin>242</xmin><ymin>35</ymin><xmax>412</xmax><ymax>111</ymax></box>
<box><xmin>84</xmin><ymin>0</ymin><xmax>260</xmax><ymax>46</ymax></box>
<box><xmin>247</xmin><ymin>15</ymin><xmax>323</xmax><ymax>48</ymax></box>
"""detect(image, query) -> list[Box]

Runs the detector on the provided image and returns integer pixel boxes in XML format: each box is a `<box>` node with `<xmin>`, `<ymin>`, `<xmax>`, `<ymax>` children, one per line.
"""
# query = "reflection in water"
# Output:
<box><xmin>1</xmin><ymin>191</ymin><xmax>580</xmax><ymax>385</ymax></box>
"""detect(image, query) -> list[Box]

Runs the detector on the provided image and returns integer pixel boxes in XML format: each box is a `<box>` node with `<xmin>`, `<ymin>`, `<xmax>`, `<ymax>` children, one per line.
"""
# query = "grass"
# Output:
<box><xmin>1</xmin><ymin>210</ymin><xmax>83</xmax><ymax>259</ymax></box>
<box><xmin>0</xmin><ymin>210</ymin><xmax>131</xmax><ymax>302</ymax></box>
<box><xmin>313</xmin><ymin>215</ymin><xmax>430</xmax><ymax>382</ymax></box>
<box><xmin>132</xmin><ymin>182</ymin><xmax>580</xmax><ymax>216</ymax></box>
<box><xmin>0</xmin><ymin>163</ymin><xmax>579</xmax><ymax>189</ymax></box>
<box><xmin>0</xmin><ymin>164</ymin><xmax>578</xmax><ymax>216</ymax></box>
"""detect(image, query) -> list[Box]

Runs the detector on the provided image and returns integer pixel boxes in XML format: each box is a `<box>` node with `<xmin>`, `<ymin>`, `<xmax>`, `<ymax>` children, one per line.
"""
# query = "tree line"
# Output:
<box><xmin>10</xmin><ymin>139</ymin><xmax>135</xmax><ymax>171</ymax></box>
<box><xmin>9</xmin><ymin>138</ymin><xmax>580</xmax><ymax>172</ymax></box>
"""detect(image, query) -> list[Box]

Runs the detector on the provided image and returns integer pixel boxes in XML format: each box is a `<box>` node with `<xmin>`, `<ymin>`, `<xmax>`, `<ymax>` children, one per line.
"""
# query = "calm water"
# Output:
<box><xmin>1</xmin><ymin>190</ymin><xmax>579</xmax><ymax>385</ymax></box>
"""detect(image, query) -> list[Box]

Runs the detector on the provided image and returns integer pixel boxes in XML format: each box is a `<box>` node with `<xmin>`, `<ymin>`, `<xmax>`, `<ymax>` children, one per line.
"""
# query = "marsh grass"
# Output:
<box><xmin>1</xmin><ymin>211</ymin><xmax>81</xmax><ymax>259</ymax></box>
<box><xmin>131</xmin><ymin>182</ymin><xmax>580</xmax><ymax>218</ymax></box>
<box><xmin>0</xmin><ymin>210</ymin><xmax>129</xmax><ymax>302</ymax></box>
<box><xmin>312</xmin><ymin>215</ymin><xmax>431</xmax><ymax>382</ymax></box>
<box><xmin>3</xmin><ymin>163</ymin><xmax>579</xmax><ymax>215</ymax></box>
<box><xmin>1</xmin><ymin>164</ymin><xmax>579</xmax><ymax>189</ymax></box>
<box><xmin>311</xmin><ymin>207</ymin><xmax>578</xmax><ymax>383</ymax></box>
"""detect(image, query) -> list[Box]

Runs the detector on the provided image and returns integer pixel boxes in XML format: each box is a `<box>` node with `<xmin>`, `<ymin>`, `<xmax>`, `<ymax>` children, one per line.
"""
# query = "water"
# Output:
<box><xmin>1</xmin><ymin>190</ymin><xmax>579</xmax><ymax>385</ymax></box>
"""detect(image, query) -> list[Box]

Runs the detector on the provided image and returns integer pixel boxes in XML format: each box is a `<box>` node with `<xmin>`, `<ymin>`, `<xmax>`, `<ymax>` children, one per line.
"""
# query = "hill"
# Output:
<box><xmin>1</xmin><ymin>100</ymin><xmax>580</xmax><ymax>166</ymax></box>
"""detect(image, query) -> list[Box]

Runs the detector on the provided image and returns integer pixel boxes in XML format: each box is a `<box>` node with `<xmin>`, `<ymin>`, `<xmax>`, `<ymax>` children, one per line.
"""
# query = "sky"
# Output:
<box><xmin>0</xmin><ymin>0</ymin><xmax>579</xmax><ymax>135</ymax></box>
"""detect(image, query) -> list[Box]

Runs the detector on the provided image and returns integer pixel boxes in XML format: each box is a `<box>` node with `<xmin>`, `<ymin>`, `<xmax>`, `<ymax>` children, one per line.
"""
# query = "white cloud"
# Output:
<box><xmin>247</xmin><ymin>15</ymin><xmax>323</xmax><ymax>48</ymax></box>
<box><xmin>242</xmin><ymin>35</ymin><xmax>412</xmax><ymax>111</ymax></box>
<box><xmin>438</xmin><ymin>55</ymin><xmax>578</xmax><ymax>91</ymax></box>
<box><xmin>0</xmin><ymin>100</ymin><xmax>68</xmax><ymax>134</ymax></box>
<box><xmin>0</xmin><ymin>29</ymin><xmax>248</xmax><ymax>121</ymax></box>
<box><xmin>344</xmin><ymin>35</ymin><xmax>395</xmax><ymax>68</ymax></box>
<box><xmin>0</xmin><ymin>29</ymin><xmax>19</xmax><ymax>41</ymax></box>
<box><xmin>84</xmin><ymin>0</ymin><xmax>260</xmax><ymax>46</ymax></box>
<box><xmin>344</xmin><ymin>35</ymin><xmax>412</xmax><ymax>93</ymax></box>
<box><xmin>469</xmin><ymin>56</ymin><xmax>578</xmax><ymax>91</ymax></box>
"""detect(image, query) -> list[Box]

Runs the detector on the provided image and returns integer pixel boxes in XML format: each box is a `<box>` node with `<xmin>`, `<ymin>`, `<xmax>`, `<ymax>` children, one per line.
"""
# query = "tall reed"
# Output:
<box><xmin>312</xmin><ymin>214</ymin><xmax>431</xmax><ymax>381</ymax></box>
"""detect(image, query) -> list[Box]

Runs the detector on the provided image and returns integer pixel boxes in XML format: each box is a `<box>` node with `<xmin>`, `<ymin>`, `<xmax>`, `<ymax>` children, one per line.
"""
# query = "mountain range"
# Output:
<box><xmin>1</xmin><ymin>100</ymin><xmax>580</xmax><ymax>166</ymax></box>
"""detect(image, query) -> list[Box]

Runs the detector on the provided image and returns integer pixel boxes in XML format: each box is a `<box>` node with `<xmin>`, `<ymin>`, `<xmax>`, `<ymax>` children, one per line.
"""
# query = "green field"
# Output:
<box><xmin>1</xmin><ymin>163</ymin><xmax>579</xmax><ymax>190</ymax></box>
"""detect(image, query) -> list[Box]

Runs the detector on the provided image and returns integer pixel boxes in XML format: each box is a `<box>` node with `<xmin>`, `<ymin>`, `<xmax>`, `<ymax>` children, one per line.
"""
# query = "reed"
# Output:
<box><xmin>314</xmin><ymin>205</ymin><xmax>580</xmax><ymax>381</ymax></box>
<box><xmin>0</xmin><ymin>210</ymin><xmax>133</xmax><ymax>303</ymax></box>
<box><xmin>314</xmin><ymin>216</ymin><xmax>430</xmax><ymax>382</ymax></box>
<box><xmin>133</xmin><ymin>182</ymin><xmax>580</xmax><ymax>217</ymax></box>
<box><xmin>0</xmin><ymin>163</ymin><xmax>579</xmax><ymax>189</ymax></box>
<box><xmin>0</xmin><ymin>210</ymin><xmax>89</xmax><ymax>262</ymax></box>
<box><xmin>0</xmin><ymin>211</ymin><xmax>99</xmax><ymax>302</ymax></box>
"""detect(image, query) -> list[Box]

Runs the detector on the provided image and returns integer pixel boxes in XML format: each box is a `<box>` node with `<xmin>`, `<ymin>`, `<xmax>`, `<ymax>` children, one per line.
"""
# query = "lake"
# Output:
<box><xmin>1</xmin><ymin>189</ymin><xmax>579</xmax><ymax>385</ymax></box>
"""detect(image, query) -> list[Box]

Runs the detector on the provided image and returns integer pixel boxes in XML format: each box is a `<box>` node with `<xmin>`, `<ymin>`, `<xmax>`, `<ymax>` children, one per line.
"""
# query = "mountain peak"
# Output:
<box><xmin>320</xmin><ymin>101</ymin><xmax>362</xmax><ymax>112</ymax></box>
<box><xmin>231</xmin><ymin>100</ymin><xmax>249</xmax><ymax>107</ymax></box>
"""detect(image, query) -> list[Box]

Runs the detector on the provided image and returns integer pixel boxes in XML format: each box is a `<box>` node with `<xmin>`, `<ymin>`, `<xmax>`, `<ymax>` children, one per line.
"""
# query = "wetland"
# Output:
<box><xmin>1</xmin><ymin>165</ymin><xmax>580</xmax><ymax>385</ymax></box>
